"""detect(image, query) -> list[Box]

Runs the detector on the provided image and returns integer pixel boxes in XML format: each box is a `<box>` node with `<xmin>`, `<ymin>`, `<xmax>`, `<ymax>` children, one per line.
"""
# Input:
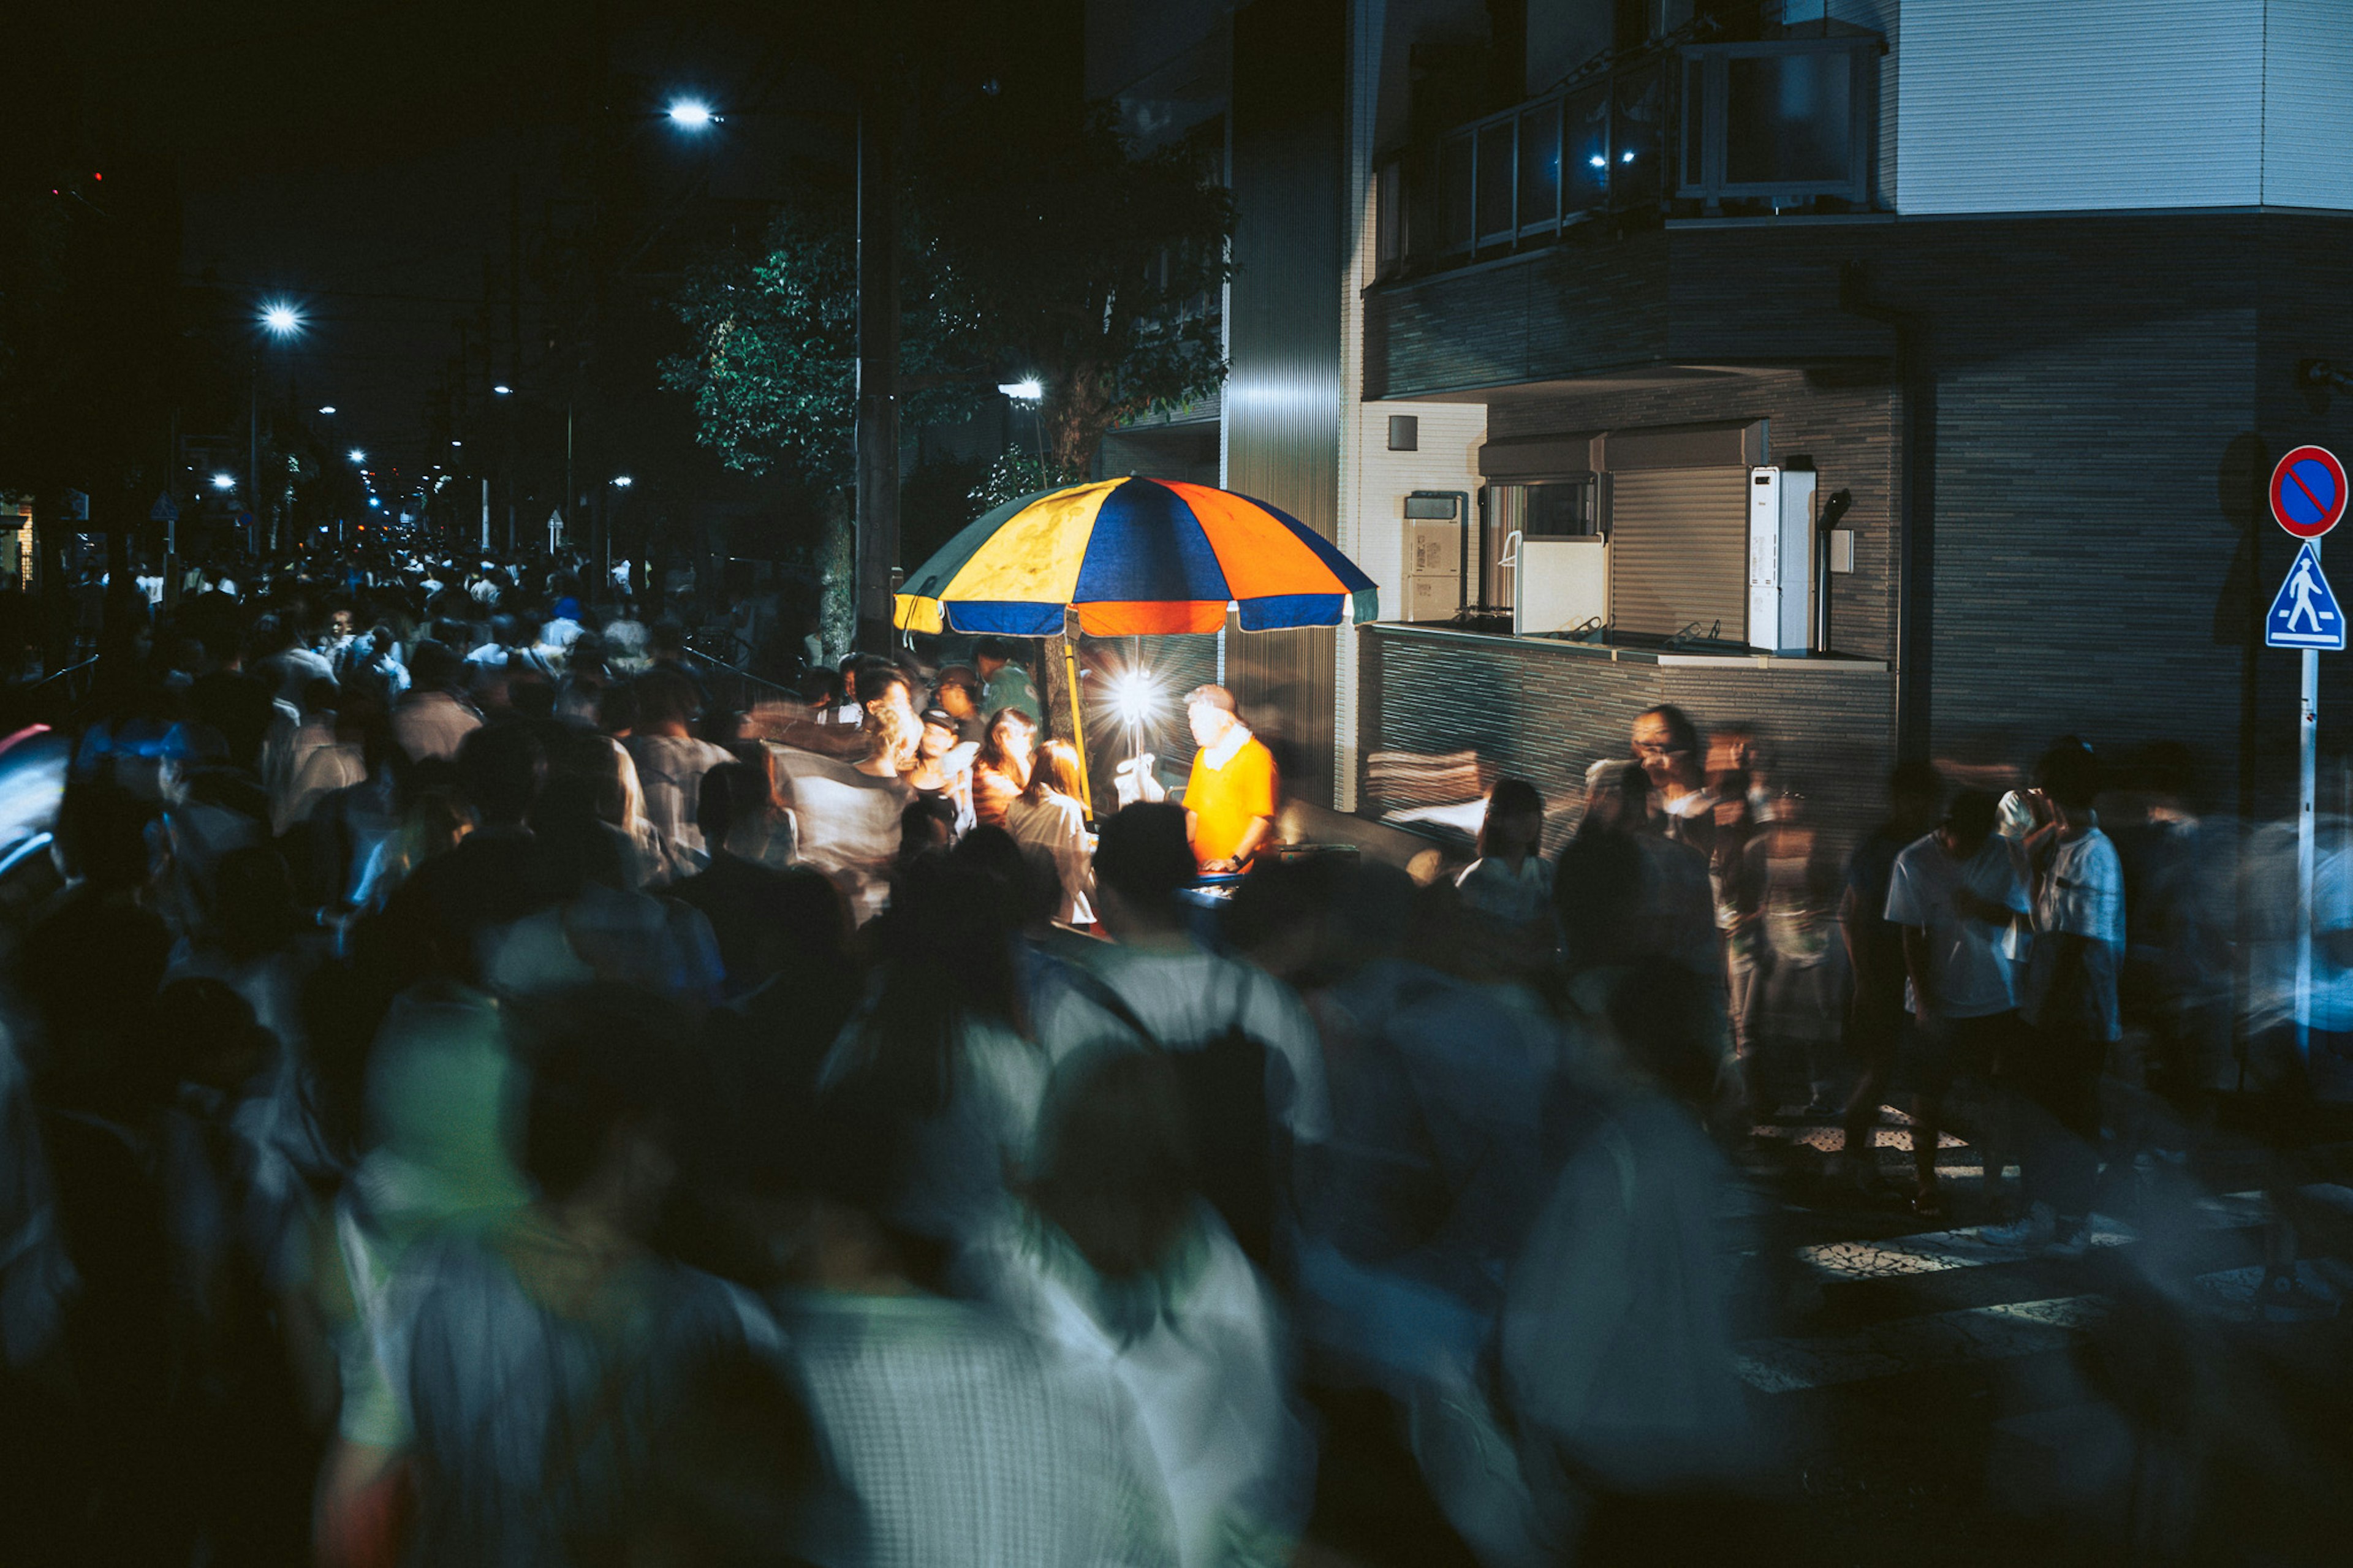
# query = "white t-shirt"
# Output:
<box><xmin>1883</xmin><ymin>833</ymin><xmax>2028</xmax><ymax>1020</ymax></box>
<box><xmin>2025</xmin><ymin>826</ymin><xmax>2125</xmax><ymax>1040</ymax></box>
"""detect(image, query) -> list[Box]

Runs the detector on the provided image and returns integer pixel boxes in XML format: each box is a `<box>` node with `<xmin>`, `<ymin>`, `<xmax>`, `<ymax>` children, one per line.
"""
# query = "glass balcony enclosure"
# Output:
<box><xmin>1376</xmin><ymin>31</ymin><xmax>1882</xmax><ymax>278</ymax></box>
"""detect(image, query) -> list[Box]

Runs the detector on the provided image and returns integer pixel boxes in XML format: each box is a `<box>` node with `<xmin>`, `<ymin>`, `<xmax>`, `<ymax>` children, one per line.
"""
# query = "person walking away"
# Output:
<box><xmin>1885</xmin><ymin>789</ymin><xmax>2029</xmax><ymax>1222</ymax></box>
<box><xmin>1985</xmin><ymin>742</ymin><xmax>2125</xmax><ymax>1254</ymax></box>
<box><xmin>1834</xmin><ymin>762</ymin><xmax>1944</xmax><ymax>1198</ymax></box>
<box><xmin>1007</xmin><ymin>738</ymin><xmax>1097</xmax><ymax>928</ymax></box>
<box><xmin>974</xmin><ymin>636</ymin><xmax>1044</xmax><ymax>726</ymax></box>
<box><xmin>624</xmin><ymin>667</ymin><xmax>735</xmax><ymax>882</ymax></box>
<box><xmin>1072</xmin><ymin>803</ymin><xmax>1330</xmax><ymax>1269</ymax></box>
<box><xmin>1746</xmin><ymin>790</ymin><xmax>1847</xmax><ymax>1116</ymax></box>
<box><xmin>971</xmin><ymin>1046</ymin><xmax>1314</xmax><ymax>1568</ymax></box>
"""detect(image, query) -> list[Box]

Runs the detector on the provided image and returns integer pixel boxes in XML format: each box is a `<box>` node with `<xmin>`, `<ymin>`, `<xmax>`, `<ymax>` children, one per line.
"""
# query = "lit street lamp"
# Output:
<box><xmin>348</xmin><ymin>449</ymin><xmax>366</xmax><ymax>464</ymax></box>
<box><xmin>667</xmin><ymin>99</ymin><xmax>718</xmax><ymax>131</ymax></box>
<box><xmin>493</xmin><ymin>384</ymin><xmax>512</xmax><ymax>396</ymax></box>
<box><xmin>611</xmin><ymin>475</ymin><xmax>632</xmax><ymax>488</ymax></box>
<box><xmin>319</xmin><ymin>404</ymin><xmax>337</xmax><ymax>415</ymax></box>
<box><xmin>211</xmin><ymin>472</ymin><xmax>237</xmax><ymax>493</ymax></box>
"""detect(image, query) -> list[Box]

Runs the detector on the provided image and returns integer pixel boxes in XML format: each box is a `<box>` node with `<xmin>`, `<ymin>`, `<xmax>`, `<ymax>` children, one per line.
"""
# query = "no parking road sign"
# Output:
<box><xmin>2272</xmin><ymin>445</ymin><xmax>2347</xmax><ymax>539</ymax></box>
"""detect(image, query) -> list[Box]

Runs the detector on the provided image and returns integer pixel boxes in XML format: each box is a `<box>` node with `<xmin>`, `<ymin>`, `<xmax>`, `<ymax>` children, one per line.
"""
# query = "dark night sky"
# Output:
<box><xmin>34</xmin><ymin>1</ymin><xmax>839</xmax><ymax>480</ymax></box>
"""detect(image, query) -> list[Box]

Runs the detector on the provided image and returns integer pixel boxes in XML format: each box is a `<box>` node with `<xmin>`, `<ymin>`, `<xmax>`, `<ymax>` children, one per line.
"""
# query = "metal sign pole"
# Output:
<box><xmin>2300</xmin><ymin>538</ymin><xmax>2320</xmax><ymax>1059</ymax></box>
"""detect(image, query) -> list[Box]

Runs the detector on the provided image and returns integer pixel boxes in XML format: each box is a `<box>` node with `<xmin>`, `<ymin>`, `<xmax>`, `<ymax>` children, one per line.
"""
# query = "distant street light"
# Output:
<box><xmin>667</xmin><ymin>99</ymin><xmax>717</xmax><ymax>131</ymax></box>
<box><xmin>211</xmin><ymin>472</ymin><xmax>237</xmax><ymax>491</ymax></box>
<box><xmin>450</xmin><ymin>440</ymin><xmax>463</xmax><ymax>449</ymax></box>
<box><xmin>261</xmin><ymin>303</ymin><xmax>303</xmax><ymax>336</ymax></box>
<box><xmin>348</xmin><ymin>449</ymin><xmax>366</xmax><ymax>463</ymax></box>
<box><xmin>319</xmin><ymin>404</ymin><xmax>337</xmax><ymax>414</ymax></box>
<box><xmin>998</xmin><ymin>379</ymin><xmax>1044</xmax><ymax>402</ymax></box>
<box><xmin>493</xmin><ymin>384</ymin><xmax>512</xmax><ymax>395</ymax></box>
<box><xmin>611</xmin><ymin>475</ymin><xmax>634</xmax><ymax>488</ymax></box>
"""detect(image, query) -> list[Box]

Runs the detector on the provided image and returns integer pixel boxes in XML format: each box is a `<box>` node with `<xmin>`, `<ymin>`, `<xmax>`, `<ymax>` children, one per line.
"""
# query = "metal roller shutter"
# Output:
<box><xmin>1606</xmin><ymin>467</ymin><xmax>1749</xmax><ymax>641</ymax></box>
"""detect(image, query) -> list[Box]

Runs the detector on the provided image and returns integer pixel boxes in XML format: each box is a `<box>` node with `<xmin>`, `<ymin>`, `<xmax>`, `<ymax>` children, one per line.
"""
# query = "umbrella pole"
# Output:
<box><xmin>1061</xmin><ymin>632</ymin><xmax>1093</xmax><ymax>816</ymax></box>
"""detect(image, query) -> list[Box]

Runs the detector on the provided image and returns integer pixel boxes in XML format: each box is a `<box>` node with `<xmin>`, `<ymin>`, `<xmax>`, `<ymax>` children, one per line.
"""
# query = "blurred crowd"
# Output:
<box><xmin>0</xmin><ymin>546</ymin><xmax>2345</xmax><ymax>1567</ymax></box>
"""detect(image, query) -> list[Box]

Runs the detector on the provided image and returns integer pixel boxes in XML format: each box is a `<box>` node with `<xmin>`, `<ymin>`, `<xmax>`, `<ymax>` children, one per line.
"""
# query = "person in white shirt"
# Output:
<box><xmin>623</xmin><ymin>666</ymin><xmax>735</xmax><ymax>882</ymax></box>
<box><xmin>1452</xmin><ymin>778</ymin><xmax>1551</xmax><ymax>947</ymax></box>
<box><xmin>1985</xmin><ymin>741</ymin><xmax>2124</xmax><ymax>1254</ymax></box>
<box><xmin>388</xmin><ymin>643</ymin><xmax>482</xmax><ymax>764</ymax></box>
<box><xmin>1884</xmin><ymin>789</ymin><xmax>2029</xmax><ymax>1220</ymax></box>
<box><xmin>969</xmin><ymin>1046</ymin><xmax>1313</xmax><ymax>1568</ymax></box>
<box><xmin>1006</xmin><ymin>738</ymin><xmax>1096</xmax><ymax>927</ymax></box>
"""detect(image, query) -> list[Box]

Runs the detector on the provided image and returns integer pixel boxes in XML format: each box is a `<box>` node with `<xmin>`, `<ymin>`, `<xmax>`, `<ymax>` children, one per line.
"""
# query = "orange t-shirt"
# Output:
<box><xmin>1184</xmin><ymin>734</ymin><xmax>1279</xmax><ymax>866</ymax></box>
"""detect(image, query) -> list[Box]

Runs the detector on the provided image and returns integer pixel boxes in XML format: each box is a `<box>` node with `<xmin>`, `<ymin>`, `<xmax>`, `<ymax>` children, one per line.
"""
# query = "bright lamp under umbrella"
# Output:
<box><xmin>893</xmin><ymin>477</ymin><xmax>1377</xmax><ymax>636</ymax></box>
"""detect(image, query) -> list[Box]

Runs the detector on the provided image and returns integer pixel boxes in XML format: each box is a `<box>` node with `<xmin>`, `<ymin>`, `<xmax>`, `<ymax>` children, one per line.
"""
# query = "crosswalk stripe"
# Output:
<box><xmin>1793</xmin><ymin>1192</ymin><xmax>2268</xmax><ymax>1283</ymax></box>
<box><xmin>1738</xmin><ymin>1196</ymin><xmax>2284</xmax><ymax>1393</ymax></box>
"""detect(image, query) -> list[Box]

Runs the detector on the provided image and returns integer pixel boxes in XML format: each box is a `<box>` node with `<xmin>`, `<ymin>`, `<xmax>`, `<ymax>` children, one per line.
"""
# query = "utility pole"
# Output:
<box><xmin>854</xmin><ymin>78</ymin><xmax>900</xmax><ymax>651</ymax></box>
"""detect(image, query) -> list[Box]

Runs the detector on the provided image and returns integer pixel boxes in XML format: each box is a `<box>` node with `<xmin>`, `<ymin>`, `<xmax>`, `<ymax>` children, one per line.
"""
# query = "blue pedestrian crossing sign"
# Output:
<box><xmin>2268</xmin><ymin>540</ymin><xmax>2346</xmax><ymax>651</ymax></box>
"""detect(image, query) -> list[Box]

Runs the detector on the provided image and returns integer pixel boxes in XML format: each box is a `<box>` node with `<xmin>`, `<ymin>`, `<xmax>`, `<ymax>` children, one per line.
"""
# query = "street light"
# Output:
<box><xmin>493</xmin><ymin>384</ymin><xmax>512</xmax><ymax>396</ymax></box>
<box><xmin>260</xmin><ymin>302</ymin><xmax>303</xmax><ymax>337</ymax></box>
<box><xmin>319</xmin><ymin>404</ymin><xmax>336</xmax><ymax>414</ymax></box>
<box><xmin>611</xmin><ymin>475</ymin><xmax>633</xmax><ymax>488</ymax></box>
<box><xmin>998</xmin><ymin>379</ymin><xmax>1043</xmax><ymax>401</ymax></box>
<box><xmin>348</xmin><ymin>449</ymin><xmax>366</xmax><ymax>464</ymax></box>
<box><xmin>211</xmin><ymin>472</ymin><xmax>237</xmax><ymax>492</ymax></box>
<box><xmin>667</xmin><ymin>99</ymin><xmax>718</xmax><ymax>131</ymax></box>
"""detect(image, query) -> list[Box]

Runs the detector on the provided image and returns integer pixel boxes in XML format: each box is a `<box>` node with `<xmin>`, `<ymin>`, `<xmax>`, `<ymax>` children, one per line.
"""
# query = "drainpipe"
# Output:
<box><xmin>1839</xmin><ymin>261</ymin><xmax>1934</xmax><ymax>763</ymax></box>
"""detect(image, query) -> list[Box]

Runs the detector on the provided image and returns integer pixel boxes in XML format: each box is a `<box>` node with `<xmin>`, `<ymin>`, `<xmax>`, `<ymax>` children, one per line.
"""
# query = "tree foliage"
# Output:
<box><xmin>662</xmin><ymin>105</ymin><xmax>1232</xmax><ymax>495</ymax></box>
<box><xmin>660</xmin><ymin>189</ymin><xmax>983</xmax><ymax>488</ymax></box>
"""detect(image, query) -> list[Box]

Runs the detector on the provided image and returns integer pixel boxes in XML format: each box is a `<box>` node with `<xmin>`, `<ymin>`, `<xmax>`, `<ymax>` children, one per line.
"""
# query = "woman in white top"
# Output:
<box><xmin>1007</xmin><ymin>737</ymin><xmax>1096</xmax><ymax>927</ymax></box>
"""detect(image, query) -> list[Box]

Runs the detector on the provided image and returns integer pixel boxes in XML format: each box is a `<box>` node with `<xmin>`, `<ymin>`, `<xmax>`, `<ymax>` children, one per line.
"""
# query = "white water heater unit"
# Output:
<box><xmin>1746</xmin><ymin>466</ymin><xmax>1817</xmax><ymax>654</ymax></box>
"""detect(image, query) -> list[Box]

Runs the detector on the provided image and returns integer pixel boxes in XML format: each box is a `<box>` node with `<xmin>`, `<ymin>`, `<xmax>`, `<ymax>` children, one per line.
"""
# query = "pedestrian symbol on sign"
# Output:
<box><xmin>2267</xmin><ymin>540</ymin><xmax>2346</xmax><ymax>651</ymax></box>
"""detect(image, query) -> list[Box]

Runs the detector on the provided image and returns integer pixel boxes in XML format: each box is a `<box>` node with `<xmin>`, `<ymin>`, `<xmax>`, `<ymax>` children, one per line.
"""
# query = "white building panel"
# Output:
<box><xmin>2264</xmin><ymin>0</ymin><xmax>2353</xmax><ymax>209</ymax></box>
<box><xmin>1896</xmin><ymin>0</ymin><xmax>2265</xmax><ymax>214</ymax></box>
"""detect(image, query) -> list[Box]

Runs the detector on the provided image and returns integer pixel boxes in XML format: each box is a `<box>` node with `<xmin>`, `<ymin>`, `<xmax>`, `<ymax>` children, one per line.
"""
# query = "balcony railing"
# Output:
<box><xmin>1376</xmin><ymin>31</ymin><xmax>1882</xmax><ymax>278</ymax></box>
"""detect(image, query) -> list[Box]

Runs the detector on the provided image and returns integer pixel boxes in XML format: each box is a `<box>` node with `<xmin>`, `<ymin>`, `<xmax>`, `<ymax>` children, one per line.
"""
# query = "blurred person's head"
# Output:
<box><xmin>1185</xmin><ymin>683</ymin><xmax>1240</xmax><ymax>751</ymax></box>
<box><xmin>1021</xmin><ymin>738</ymin><xmax>1086</xmax><ymax>805</ymax></box>
<box><xmin>1578</xmin><ymin>757</ymin><xmax>1651</xmax><ymax>836</ymax></box>
<box><xmin>798</xmin><ymin>667</ymin><xmax>840</xmax><ymax>713</ymax></box>
<box><xmin>1093</xmin><ymin>802</ymin><xmax>1195</xmax><ymax>937</ymax></box>
<box><xmin>1028</xmin><ymin>1047</ymin><xmax>1196</xmax><ymax>1282</ymax></box>
<box><xmin>917</xmin><ymin>708</ymin><xmax>960</xmax><ymax>764</ymax></box>
<box><xmin>972</xmin><ymin>637</ymin><xmax>1013</xmax><ymax>678</ymax></box>
<box><xmin>848</xmin><ymin>854</ymin><xmax>1025</xmax><ymax>1117</ymax></box>
<box><xmin>897</xmin><ymin>795</ymin><xmax>958</xmax><ymax>865</ymax></box>
<box><xmin>949</xmin><ymin>824</ymin><xmax>1048</xmax><ymax>929</ymax></box>
<box><xmin>979</xmin><ymin>706</ymin><xmax>1039</xmax><ymax>785</ymax></box>
<box><xmin>933</xmin><ymin>665</ymin><xmax>980</xmax><ymax>721</ymax></box>
<box><xmin>2036</xmin><ymin>735</ymin><xmax>2101</xmax><ymax>814</ymax></box>
<box><xmin>650</xmin><ymin>621</ymin><xmax>688</xmax><ymax>661</ymax></box>
<box><xmin>1889</xmin><ymin>758</ymin><xmax>1944</xmax><ymax>834</ymax></box>
<box><xmin>159</xmin><ymin>976</ymin><xmax>275</xmax><ymax>1093</ymax></box>
<box><xmin>409</xmin><ymin>638</ymin><xmax>463</xmax><ymax>695</ymax></box>
<box><xmin>1478</xmin><ymin>777</ymin><xmax>1545</xmax><ymax>863</ymax></box>
<box><xmin>699</xmin><ymin>760</ymin><xmax>788</xmax><ymax>863</ymax></box>
<box><xmin>514</xmin><ymin>983</ymin><xmax>699</xmax><ymax>1236</ymax></box>
<box><xmin>456</xmin><ymin>721</ymin><xmax>547</xmax><ymax>827</ymax></box>
<box><xmin>211</xmin><ymin>844</ymin><xmax>303</xmax><ymax>963</ymax></box>
<box><xmin>634</xmin><ymin>666</ymin><xmax>704</xmax><ymax>738</ymax></box>
<box><xmin>1632</xmin><ymin>704</ymin><xmax>1702</xmax><ymax>792</ymax></box>
<box><xmin>1938</xmin><ymin>788</ymin><xmax>2001</xmax><ymax>860</ymax></box>
<box><xmin>1602</xmin><ymin>956</ymin><xmax>1721</xmax><ymax>1110</ymax></box>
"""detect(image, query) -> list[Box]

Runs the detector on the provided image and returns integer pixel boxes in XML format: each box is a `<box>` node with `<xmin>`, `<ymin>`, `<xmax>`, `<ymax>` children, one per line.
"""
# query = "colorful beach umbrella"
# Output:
<box><xmin>893</xmin><ymin>477</ymin><xmax>1378</xmax><ymax>637</ymax></box>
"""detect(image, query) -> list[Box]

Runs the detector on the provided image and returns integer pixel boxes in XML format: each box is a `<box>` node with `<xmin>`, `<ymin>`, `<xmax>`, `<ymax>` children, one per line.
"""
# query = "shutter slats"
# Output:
<box><xmin>1607</xmin><ymin>467</ymin><xmax>1749</xmax><ymax>640</ymax></box>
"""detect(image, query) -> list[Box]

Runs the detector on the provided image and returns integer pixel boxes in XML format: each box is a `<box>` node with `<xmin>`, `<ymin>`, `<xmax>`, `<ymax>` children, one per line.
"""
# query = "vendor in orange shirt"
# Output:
<box><xmin>1179</xmin><ymin>684</ymin><xmax>1279</xmax><ymax>871</ymax></box>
